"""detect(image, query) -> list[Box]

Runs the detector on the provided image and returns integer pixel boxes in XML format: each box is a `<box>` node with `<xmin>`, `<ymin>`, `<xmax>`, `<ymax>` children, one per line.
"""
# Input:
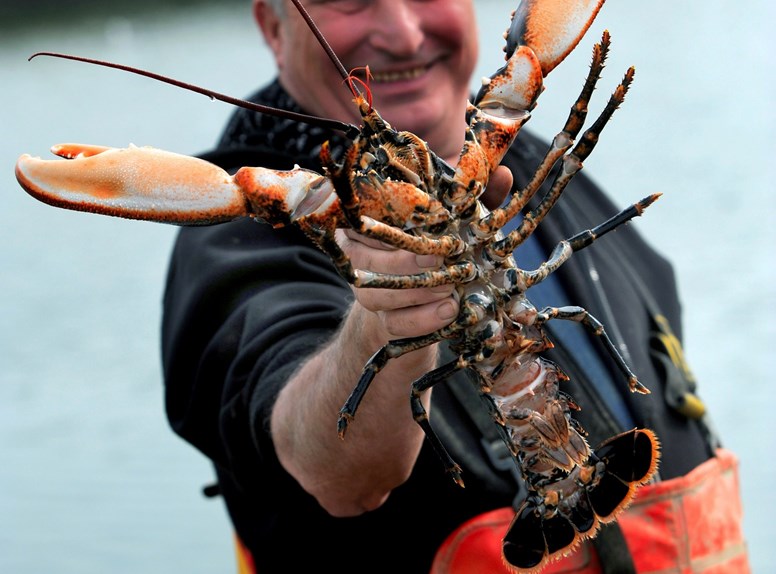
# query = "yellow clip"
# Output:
<box><xmin>677</xmin><ymin>392</ymin><xmax>706</xmax><ymax>419</ymax></box>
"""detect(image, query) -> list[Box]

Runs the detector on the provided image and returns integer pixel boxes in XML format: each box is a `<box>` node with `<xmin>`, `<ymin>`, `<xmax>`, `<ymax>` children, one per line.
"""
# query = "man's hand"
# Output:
<box><xmin>337</xmin><ymin>230</ymin><xmax>457</xmax><ymax>339</ymax></box>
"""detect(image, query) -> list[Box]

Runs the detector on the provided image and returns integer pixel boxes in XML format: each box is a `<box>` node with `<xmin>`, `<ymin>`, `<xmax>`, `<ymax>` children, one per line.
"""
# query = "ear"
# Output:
<box><xmin>253</xmin><ymin>0</ymin><xmax>285</xmax><ymax>66</ymax></box>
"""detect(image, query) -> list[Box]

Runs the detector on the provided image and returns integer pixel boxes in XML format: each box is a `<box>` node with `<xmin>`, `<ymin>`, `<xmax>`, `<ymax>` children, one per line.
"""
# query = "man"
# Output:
<box><xmin>161</xmin><ymin>1</ymin><xmax>749</xmax><ymax>571</ymax></box>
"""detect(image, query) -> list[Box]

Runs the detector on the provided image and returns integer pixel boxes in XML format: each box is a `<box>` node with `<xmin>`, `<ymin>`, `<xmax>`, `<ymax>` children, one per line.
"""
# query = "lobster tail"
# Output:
<box><xmin>502</xmin><ymin>429</ymin><xmax>659</xmax><ymax>572</ymax></box>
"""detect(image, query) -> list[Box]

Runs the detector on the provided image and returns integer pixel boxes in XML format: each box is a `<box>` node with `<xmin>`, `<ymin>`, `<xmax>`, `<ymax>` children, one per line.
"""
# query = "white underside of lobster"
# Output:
<box><xmin>16</xmin><ymin>0</ymin><xmax>661</xmax><ymax>571</ymax></box>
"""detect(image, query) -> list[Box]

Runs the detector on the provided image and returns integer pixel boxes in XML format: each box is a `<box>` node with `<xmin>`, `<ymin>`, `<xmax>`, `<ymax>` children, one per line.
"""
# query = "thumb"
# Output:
<box><xmin>480</xmin><ymin>165</ymin><xmax>513</xmax><ymax>210</ymax></box>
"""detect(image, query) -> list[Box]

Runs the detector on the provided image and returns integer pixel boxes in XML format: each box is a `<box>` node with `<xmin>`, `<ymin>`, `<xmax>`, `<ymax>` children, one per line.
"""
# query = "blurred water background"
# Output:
<box><xmin>1</xmin><ymin>1</ymin><xmax>773</xmax><ymax>572</ymax></box>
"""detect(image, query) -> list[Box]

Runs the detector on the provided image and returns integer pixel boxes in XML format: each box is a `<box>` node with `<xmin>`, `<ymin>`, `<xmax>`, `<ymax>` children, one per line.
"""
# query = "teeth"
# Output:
<box><xmin>370</xmin><ymin>66</ymin><xmax>426</xmax><ymax>83</ymax></box>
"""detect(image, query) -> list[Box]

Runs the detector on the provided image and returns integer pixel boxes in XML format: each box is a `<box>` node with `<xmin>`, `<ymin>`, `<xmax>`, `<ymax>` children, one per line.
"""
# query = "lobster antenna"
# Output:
<box><xmin>288</xmin><ymin>0</ymin><xmax>363</xmax><ymax>99</ymax></box>
<box><xmin>27</xmin><ymin>52</ymin><xmax>361</xmax><ymax>139</ymax></box>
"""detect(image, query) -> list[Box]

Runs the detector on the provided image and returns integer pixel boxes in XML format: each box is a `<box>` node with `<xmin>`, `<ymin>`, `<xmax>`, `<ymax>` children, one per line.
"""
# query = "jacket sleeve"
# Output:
<box><xmin>161</xmin><ymin>216</ymin><xmax>352</xmax><ymax>486</ymax></box>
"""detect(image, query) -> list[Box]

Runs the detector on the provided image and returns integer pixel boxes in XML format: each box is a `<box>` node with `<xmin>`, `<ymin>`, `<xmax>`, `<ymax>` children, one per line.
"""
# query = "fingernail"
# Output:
<box><xmin>437</xmin><ymin>301</ymin><xmax>458</xmax><ymax>320</ymax></box>
<box><xmin>416</xmin><ymin>254</ymin><xmax>441</xmax><ymax>270</ymax></box>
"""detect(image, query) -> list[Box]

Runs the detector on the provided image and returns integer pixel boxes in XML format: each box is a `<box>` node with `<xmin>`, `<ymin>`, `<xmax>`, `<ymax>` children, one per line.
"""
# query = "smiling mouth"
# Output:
<box><xmin>369</xmin><ymin>65</ymin><xmax>428</xmax><ymax>83</ymax></box>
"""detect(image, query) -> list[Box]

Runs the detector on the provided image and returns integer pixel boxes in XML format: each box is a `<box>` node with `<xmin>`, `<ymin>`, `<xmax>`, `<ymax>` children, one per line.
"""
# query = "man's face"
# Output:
<box><xmin>258</xmin><ymin>0</ymin><xmax>478</xmax><ymax>161</ymax></box>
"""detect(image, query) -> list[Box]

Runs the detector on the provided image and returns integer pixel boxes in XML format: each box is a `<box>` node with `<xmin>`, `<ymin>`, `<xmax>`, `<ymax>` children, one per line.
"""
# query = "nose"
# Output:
<box><xmin>369</xmin><ymin>0</ymin><xmax>424</xmax><ymax>56</ymax></box>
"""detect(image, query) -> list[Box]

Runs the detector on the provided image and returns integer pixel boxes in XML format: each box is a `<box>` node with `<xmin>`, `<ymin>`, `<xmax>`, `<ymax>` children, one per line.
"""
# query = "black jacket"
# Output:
<box><xmin>161</xmin><ymin>82</ymin><xmax>713</xmax><ymax>572</ymax></box>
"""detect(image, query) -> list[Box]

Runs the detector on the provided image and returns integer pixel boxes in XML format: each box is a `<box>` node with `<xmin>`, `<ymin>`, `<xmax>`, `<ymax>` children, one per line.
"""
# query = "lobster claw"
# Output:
<box><xmin>474</xmin><ymin>0</ymin><xmax>605</xmax><ymax>115</ymax></box>
<box><xmin>15</xmin><ymin>144</ymin><xmax>252</xmax><ymax>225</ymax></box>
<box><xmin>464</xmin><ymin>0</ymin><xmax>607</xmax><ymax>184</ymax></box>
<box><xmin>15</xmin><ymin>144</ymin><xmax>444</xmax><ymax>234</ymax></box>
<box><xmin>507</xmin><ymin>0</ymin><xmax>606</xmax><ymax>76</ymax></box>
<box><xmin>15</xmin><ymin>144</ymin><xmax>336</xmax><ymax>227</ymax></box>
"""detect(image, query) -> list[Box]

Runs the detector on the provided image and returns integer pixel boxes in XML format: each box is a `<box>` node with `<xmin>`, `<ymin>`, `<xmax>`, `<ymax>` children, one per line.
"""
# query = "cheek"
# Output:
<box><xmin>425</xmin><ymin>2</ymin><xmax>478</xmax><ymax>67</ymax></box>
<box><xmin>436</xmin><ymin>5</ymin><xmax>468</xmax><ymax>38</ymax></box>
<box><xmin>309</xmin><ymin>14</ymin><xmax>370</xmax><ymax>67</ymax></box>
<box><xmin>280</xmin><ymin>12</ymin><xmax>352</xmax><ymax>71</ymax></box>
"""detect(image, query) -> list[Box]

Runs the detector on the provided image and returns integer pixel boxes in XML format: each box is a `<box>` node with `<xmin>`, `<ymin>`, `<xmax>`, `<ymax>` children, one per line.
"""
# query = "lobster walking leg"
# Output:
<box><xmin>523</xmin><ymin>193</ymin><xmax>662</xmax><ymax>290</ymax></box>
<box><xmin>536</xmin><ymin>305</ymin><xmax>644</xmax><ymax>392</ymax></box>
<box><xmin>409</xmin><ymin>360</ymin><xmax>470</xmax><ymax>486</ymax></box>
<box><xmin>491</xmin><ymin>74</ymin><xmax>636</xmax><ymax>257</ymax></box>
<box><xmin>337</xmin><ymin>316</ymin><xmax>477</xmax><ymax>439</ymax></box>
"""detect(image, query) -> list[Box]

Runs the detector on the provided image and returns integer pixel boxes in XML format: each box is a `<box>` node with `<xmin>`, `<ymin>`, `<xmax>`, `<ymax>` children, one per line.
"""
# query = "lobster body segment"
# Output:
<box><xmin>15</xmin><ymin>0</ymin><xmax>662</xmax><ymax>571</ymax></box>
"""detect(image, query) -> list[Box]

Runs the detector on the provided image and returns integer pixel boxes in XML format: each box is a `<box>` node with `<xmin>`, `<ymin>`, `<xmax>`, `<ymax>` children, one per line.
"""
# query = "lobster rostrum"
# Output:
<box><xmin>15</xmin><ymin>0</ymin><xmax>661</xmax><ymax>570</ymax></box>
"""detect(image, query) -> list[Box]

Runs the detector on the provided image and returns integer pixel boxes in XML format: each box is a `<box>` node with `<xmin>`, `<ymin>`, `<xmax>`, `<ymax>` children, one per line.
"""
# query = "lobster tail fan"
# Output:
<box><xmin>501</xmin><ymin>429</ymin><xmax>659</xmax><ymax>571</ymax></box>
<box><xmin>586</xmin><ymin>471</ymin><xmax>632</xmax><ymax>520</ymax></box>
<box><xmin>565</xmin><ymin>491</ymin><xmax>597</xmax><ymax>534</ymax></box>
<box><xmin>588</xmin><ymin>429</ymin><xmax>660</xmax><ymax>521</ymax></box>
<box><xmin>543</xmin><ymin>513</ymin><xmax>578</xmax><ymax>555</ymax></box>
<box><xmin>502</xmin><ymin>496</ymin><xmax>584</xmax><ymax>571</ymax></box>
<box><xmin>503</xmin><ymin>497</ymin><xmax>548</xmax><ymax>570</ymax></box>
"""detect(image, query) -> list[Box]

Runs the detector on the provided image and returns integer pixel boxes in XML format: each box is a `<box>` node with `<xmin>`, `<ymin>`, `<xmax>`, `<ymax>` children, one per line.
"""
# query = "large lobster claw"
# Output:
<box><xmin>16</xmin><ymin>144</ymin><xmax>252</xmax><ymax>225</ymax></box>
<box><xmin>15</xmin><ymin>144</ymin><xmax>448</xmax><ymax>233</ymax></box>
<box><xmin>507</xmin><ymin>0</ymin><xmax>606</xmax><ymax>76</ymax></box>
<box><xmin>475</xmin><ymin>0</ymin><xmax>605</xmax><ymax>115</ymax></box>
<box><xmin>15</xmin><ymin>143</ymin><xmax>333</xmax><ymax>226</ymax></box>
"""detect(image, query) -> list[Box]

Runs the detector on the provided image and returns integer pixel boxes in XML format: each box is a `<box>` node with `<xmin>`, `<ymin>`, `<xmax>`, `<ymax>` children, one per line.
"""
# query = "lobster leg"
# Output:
<box><xmin>409</xmin><ymin>359</ymin><xmax>469</xmax><ymax>486</ymax></box>
<box><xmin>521</xmin><ymin>193</ymin><xmax>662</xmax><ymax>291</ymax></box>
<box><xmin>498</xmin><ymin>67</ymin><xmax>635</xmax><ymax>257</ymax></box>
<box><xmin>488</xmin><ymin>72</ymin><xmax>637</xmax><ymax>260</ymax></box>
<box><xmin>498</xmin><ymin>194</ymin><xmax>662</xmax><ymax>396</ymax></box>
<box><xmin>337</xmin><ymin>323</ymin><xmax>471</xmax><ymax>439</ymax></box>
<box><xmin>409</xmin><ymin>355</ymin><xmax>530</xmax><ymax>488</ymax></box>
<box><xmin>352</xmin><ymin>261</ymin><xmax>477</xmax><ymax>289</ymax></box>
<box><xmin>337</xmin><ymin>296</ymin><xmax>499</xmax><ymax>439</ymax></box>
<box><xmin>358</xmin><ymin>217</ymin><xmax>466</xmax><ymax>257</ymax></box>
<box><xmin>536</xmin><ymin>305</ymin><xmax>645</xmax><ymax>393</ymax></box>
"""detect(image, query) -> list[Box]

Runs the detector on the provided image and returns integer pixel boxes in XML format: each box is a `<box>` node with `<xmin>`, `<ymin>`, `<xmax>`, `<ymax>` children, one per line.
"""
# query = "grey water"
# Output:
<box><xmin>1</xmin><ymin>1</ymin><xmax>773</xmax><ymax>572</ymax></box>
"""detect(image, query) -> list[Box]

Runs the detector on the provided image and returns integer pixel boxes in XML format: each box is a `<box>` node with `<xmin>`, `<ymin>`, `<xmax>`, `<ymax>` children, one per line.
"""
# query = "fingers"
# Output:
<box><xmin>377</xmin><ymin>295</ymin><xmax>458</xmax><ymax>338</ymax></box>
<box><xmin>337</xmin><ymin>229</ymin><xmax>459</xmax><ymax>338</ymax></box>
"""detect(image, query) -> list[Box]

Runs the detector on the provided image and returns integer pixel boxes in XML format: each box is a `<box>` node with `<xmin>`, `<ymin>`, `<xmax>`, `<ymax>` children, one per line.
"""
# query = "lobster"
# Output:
<box><xmin>15</xmin><ymin>0</ymin><xmax>661</xmax><ymax>571</ymax></box>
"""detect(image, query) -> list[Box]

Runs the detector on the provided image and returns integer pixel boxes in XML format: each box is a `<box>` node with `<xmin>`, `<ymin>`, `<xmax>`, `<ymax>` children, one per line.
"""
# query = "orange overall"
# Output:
<box><xmin>430</xmin><ymin>449</ymin><xmax>750</xmax><ymax>574</ymax></box>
